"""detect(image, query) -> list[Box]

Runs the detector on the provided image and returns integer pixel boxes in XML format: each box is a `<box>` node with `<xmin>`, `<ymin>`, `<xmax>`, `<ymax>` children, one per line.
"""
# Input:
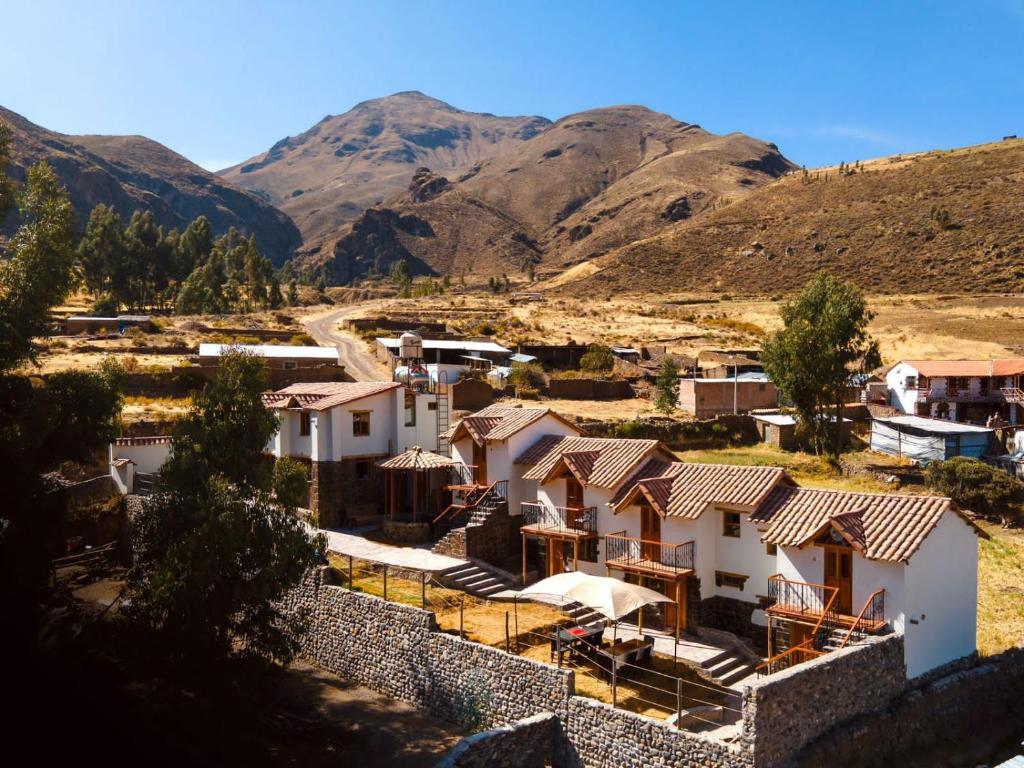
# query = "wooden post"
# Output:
<box><xmin>383</xmin><ymin>565</ymin><xmax>388</xmax><ymax>601</ymax></box>
<box><xmin>514</xmin><ymin>597</ymin><xmax>520</xmax><ymax>653</ymax></box>
<box><xmin>348</xmin><ymin>554</ymin><xmax>353</xmax><ymax>588</ymax></box>
<box><xmin>421</xmin><ymin>571</ymin><xmax>426</xmax><ymax>608</ymax></box>
<box><xmin>413</xmin><ymin>470</ymin><xmax>419</xmax><ymax>522</ymax></box>
<box><xmin>505</xmin><ymin>611</ymin><xmax>510</xmax><ymax>653</ymax></box>
<box><xmin>675</xmin><ymin>579</ymin><xmax>682</xmax><ymax>642</ymax></box>
<box><xmin>521</xmin><ymin>531</ymin><xmax>527</xmax><ymax>585</ymax></box>
<box><xmin>573</xmin><ymin>540</ymin><xmax>578</xmax><ymax>572</ymax></box>
<box><xmin>611</xmin><ymin>657</ymin><xmax>617</xmax><ymax>708</ymax></box>
<box><xmin>460</xmin><ymin>595</ymin><xmax>465</xmax><ymax>639</ymax></box>
<box><xmin>676</xmin><ymin>676</ymin><xmax>683</xmax><ymax>727</ymax></box>
<box><xmin>638</xmin><ymin>605</ymin><xmax>644</xmax><ymax>636</ymax></box>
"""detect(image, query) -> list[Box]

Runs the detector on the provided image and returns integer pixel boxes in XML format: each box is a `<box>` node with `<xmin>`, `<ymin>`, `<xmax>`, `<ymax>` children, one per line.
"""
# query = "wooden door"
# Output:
<box><xmin>640</xmin><ymin>504</ymin><xmax>661</xmax><ymax>562</ymax></box>
<box><xmin>547</xmin><ymin>540</ymin><xmax>565</xmax><ymax>576</ymax></box>
<box><xmin>472</xmin><ymin>441</ymin><xmax>487</xmax><ymax>485</ymax></box>
<box><xmin>824</xmin><ymin>545</ymin><xmax>853</xmax><ymax>614</ymax></box>
<box><xmin>660</xmin><ymin>578</ymin><xmax>680</xmax><ymax>631</ymax></box>
<box><xmin>566</xmin><ymin>476</ymin><xmax>584</xmax><ymax>529</ymax></box>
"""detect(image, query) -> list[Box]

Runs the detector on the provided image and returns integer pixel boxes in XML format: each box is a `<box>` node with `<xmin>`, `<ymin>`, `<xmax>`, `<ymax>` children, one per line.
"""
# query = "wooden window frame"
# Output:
<box><xmin>715</xmin><ymin>571</ymin><xmax>748</xmax><ymax>591</ymax></box>
<box><xmin>352</xmin><ymin>410</ymin><xmax>371</xmax><ymax>437</ymax></box>
<box><xmin>722</xmin><ymin>511</ymin><xmax>741</xmax><ymax>538</ymax></box>
<box><xmin>299</xmin><ymin>411</ymin><xmax>311</xmax><ymax>437</ymax></box>
<box><xmin>354</xmin><ymin>459</ymin><xmax>371</xmax><ymax>480</ymax></box>
<box><xmin>766</xmin><ymin>542</ymin><xmax>778</xmax><ymax>556</ymax></box>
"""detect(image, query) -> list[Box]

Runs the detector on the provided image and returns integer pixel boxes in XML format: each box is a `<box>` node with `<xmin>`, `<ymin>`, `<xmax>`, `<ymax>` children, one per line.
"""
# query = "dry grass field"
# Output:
<box><xmin>977</xmin><ymin>521</ymin><xmax>1024</xmax><ymax>656</ymax></box>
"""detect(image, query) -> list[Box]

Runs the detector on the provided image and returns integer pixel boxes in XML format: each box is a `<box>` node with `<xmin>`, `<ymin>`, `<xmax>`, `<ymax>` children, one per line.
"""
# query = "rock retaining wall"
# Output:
<box><xmin>435</xmin><ymin>712</ymin><xmax>560</xmax><ymax>768</ymax></box>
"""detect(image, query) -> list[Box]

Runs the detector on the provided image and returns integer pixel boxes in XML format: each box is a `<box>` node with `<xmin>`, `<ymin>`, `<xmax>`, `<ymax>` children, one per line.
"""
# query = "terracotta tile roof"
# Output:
<box><xmin>517</xmin><ymin>436</ymin><xmax>669</xmax><ymax>489</ymax></box>
<box><xmin>262</xmin><ymin>382</ymin><xmax>400</xmax><ymax>411</ymax></box>
<box><xmin>448</xmin><ymin>405</ymin><xmax>581</xmax><ymax>445</ymax></box>
<box><xmin>753</xmin><ymin>486</ymin><xmax>986</xmax><ymax>563</ymax></box>
<box><xmin>113</xmin><ymin>436</ymin><xmax>172</xmax><ymax>446</ymax></box>
<box><xmin>377</xmin><ymin>447</ymin><xmax>457</xmax><ymax>471</ymax></box>
<box><xmin>611</xmin><ymin>462</ymin><xmax>793</xmax><ymax>518</ymax></box>
<box><xmin>903</xmin><ymin>359</ymin><xmax>1024</xmax><ymax>378</ymax></box>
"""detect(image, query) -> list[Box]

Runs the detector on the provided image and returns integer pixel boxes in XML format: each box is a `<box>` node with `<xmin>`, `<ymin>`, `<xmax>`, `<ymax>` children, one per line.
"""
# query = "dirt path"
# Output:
<box><xmin>300</xmin><ymin>305</ymin><xmax>390</xmax><ymax>382</ymax></box>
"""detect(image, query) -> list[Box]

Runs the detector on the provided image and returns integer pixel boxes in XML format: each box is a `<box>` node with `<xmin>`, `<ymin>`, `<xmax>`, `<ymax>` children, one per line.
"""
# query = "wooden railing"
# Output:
<box><xmin>756</xmin><ymin>639</ymin><xmax>825</xmax><ymax>676</ymax></box>
<box><xmin>434</xmin><ymin>479</ymin><xmax>508</xmax><ymax>525</ymax></box>
<box><xmin>1001</xmin><ymin>387</ymin><xmax>1024</xmax><ymax>404</ymax></box>
<box><xmin>520</xmin><ymin>502</ymin><xmax>597</xmax><ymax>535</ymax></box>
<box><xmin>766</xmin><ymin>574</ymin><xmax>840</xmax><ymax>650</ymax></box>
<box><xmin>604</xmin><ymin>531</ymin><xmax>695</xmax><ymax>575</ymax></box>
<box><xmin>838</xmin><ymin>588</ymin><xmax>886</xmax><ymax>650</ymax></box>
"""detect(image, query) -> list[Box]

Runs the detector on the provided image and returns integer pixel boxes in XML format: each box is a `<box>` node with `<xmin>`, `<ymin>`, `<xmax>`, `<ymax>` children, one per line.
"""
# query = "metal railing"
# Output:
<box><xmin>1001</xmin><ymin>387</ymin><xmax>1024</xmax><ymax>404</ymax></box>
<box><xmin>433</xmin><ymin>479</ymin><xmax>508</xmax><ymax>526</ymax></box>
<box><xmin>605</xmin><ymin>532</ymin><xmax>695</xmax><ymax>575</ymax></box>
<box><xmin>917</xmin><ymin>387</ymin><xmax>1001</xmax><ymax>403</ymax></box>
<box><xmin>756</xmin><ymin>639</ymin><xmax>825</xmax><ymax>676</ymax></box>
<box><xmin>447</xmin><ymin>463</ymin><xmax>479</xmax><ymax>487</ymax></box>
<box><xmin>838</xmin><ymin>588</ymin><xmax>886</xmax><ymax>649</ymax></box>
<box><xmin>766</xmin><ymin>574</ymin><xmax>840</xmax><ymax>652</ymax></box>
<box><xmin>520</xmin><ymin>502</ymin><xmax>598</xmax><ymax>535</ymax></box>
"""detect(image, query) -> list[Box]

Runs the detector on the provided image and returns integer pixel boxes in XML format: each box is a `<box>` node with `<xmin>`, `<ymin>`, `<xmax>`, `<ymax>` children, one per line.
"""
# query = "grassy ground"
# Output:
<box><xmin>977</xmin><ymin>521</ymin><xmax>1024</xmax><ymax>656</ymax></box>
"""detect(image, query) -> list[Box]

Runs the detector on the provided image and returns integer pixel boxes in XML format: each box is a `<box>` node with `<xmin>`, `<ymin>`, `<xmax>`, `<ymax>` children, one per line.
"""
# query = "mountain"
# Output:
<box><xmin>0</xmin><ymin>106</ymin><xmax>301</xmax><ymax>264</ymax></box>
<box><xmin>304</xmin><ymin>103</ymin><xmax>794</xmax><ymax>282</ymax></box>
<box><xmin>565</xmin><ymin>138</ymin><xmax>1024</xmax><ymax>295</ymax></box>
<box><xmin>219</xmin><ymin>91</ymin><xmax>551</xmax><ymax>250</ymax></box>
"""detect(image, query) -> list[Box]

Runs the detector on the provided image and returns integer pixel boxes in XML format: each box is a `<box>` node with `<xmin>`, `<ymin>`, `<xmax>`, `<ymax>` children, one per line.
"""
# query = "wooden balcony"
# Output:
<box><xmin>1001</xmin><ymin>387</ymin><xmax>1024</xmax><ymax>405</ymax></box>
<box><xmin>604</xmin><ymin>532</ymin><xmax>694</xmax><ymax>579</ymax></box>
<box><xmin>917</xmin><ymin>388</ymin><xmax>1001</xmax><ymax>403</ymax></box>
<box><xmin>520</xmin><ymin>502</ymin><xmax>598</xmax><ymax>539</ymax></box>
<box><xmin>765</xmin><ymin>575</ymin><xmax>886</xmax><ymax>633</ymax></box>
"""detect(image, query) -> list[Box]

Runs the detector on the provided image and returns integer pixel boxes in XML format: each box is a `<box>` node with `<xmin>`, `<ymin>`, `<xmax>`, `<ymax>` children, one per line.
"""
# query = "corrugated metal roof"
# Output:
<box><xmin>199</xmin><ymin>343</ymin><xmax>340</xmax><ymax>360</ymax></box>
<box><xmin>262</xmin><ymin>382</ymin><xmax>400</xmax><ymax>411</ymax></box>
<box><xmin>518</xmin><ymin>436</ymin><xmax>668</xmax><ymax>489</ymax></box>
<box><xmin>875</xmin><ymin>415</ymin><xmax>994</xmax><ymax>435</ymax></box>
<box><xmin>754</xmin><ymin>486</ymin><xmax>986</xmax><ymax>563</ymax></box>
<box><xmin>377</xmin><ymin>338</ymin><xmax>511</xmax><ymax>354</ymax></box>
<box><xmin>377</xmin><ymin>447</ymin><xmax>457</xmax><ymax>471</ymax></box>
<box><xmin>611</xmin><ymin>462</ymin><xmax>793</xmax><ymax>519</ymax></box>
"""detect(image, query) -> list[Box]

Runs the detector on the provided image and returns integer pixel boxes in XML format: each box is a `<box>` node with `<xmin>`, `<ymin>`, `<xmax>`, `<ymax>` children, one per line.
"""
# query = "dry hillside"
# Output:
<box><xmin>219</xmin><ymin>91</ymin><xmax>550</xmax><ymax>249</ymax></box>
<box><xmin>0</xmin><ymin>106</ymin><xmax>301</xmax><ymax>264</ymax></box>
<box><xmin>570</xmin><ymin>139</ymin><xmax>1024</xmax><ymax>295</ymax></box>
<box><xmin>305</xmin><ymin>103</ymin><xmax>792</xmax><ymax>282</ymax></box>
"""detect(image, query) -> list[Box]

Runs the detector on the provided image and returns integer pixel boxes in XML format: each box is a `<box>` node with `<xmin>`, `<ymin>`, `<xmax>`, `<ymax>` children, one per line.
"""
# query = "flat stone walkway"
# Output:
<box><xmin>316</xmin><ymin>527</ymin><xmax>468</xmax><ymax>573</ymax></box>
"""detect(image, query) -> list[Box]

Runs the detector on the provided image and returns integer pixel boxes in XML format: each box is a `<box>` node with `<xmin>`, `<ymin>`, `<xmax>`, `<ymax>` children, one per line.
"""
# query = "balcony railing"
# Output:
<box><xmin>766</xmin><ymin>575</ymin><xmax>839</xmax><ymax>627</ymax></box>
<box><xmin>605</xmin><ymin>532</ymin><xmax>695</xmax><ymax>576</ymax></box>
<box><xmin>1001</xmin><ymin>387</ymin><xmax>1024</xmax><ymax>405</ymax></box>
<box><xmin>520</xmin><ymin>502</ymin><xmax>597</xmax><ymax>536</ymax></box>
<box><xmin>917</xmin><ymin>388</ymin><xmax>1000</xmax><ymax>403</ymax></box>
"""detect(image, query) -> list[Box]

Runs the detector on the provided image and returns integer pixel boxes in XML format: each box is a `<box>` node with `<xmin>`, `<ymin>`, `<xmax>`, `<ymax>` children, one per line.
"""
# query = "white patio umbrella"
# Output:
<box><xmin>517</xmin><ymin>571</ymin><xmax>673</xmax><ymax>622</ymax></box>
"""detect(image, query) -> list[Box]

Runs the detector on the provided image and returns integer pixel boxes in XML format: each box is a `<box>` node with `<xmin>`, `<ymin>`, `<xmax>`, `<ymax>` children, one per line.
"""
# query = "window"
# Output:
<box><xmin>428</xmin><ymin>401</ymin><xmax>438</xmax><ymax>411</ymax></box>
<box><xmin>766</xmin><ymin>542</ymin><xmax>778</xmax><ymax>556</ymax></box>
<box><xmin>354</xmin><ymin>459</ymin><xmax>370</xmax><ymax>480</ymax></box>
<box><xmin>905</xmin><ymin>375</ymin><xmax>917</xmax><ymax>390</ymax></box>
<box><xmin>299</xmin><ymin>411</ymin><xmax>311</xmax><ymax>437</ymax></box>
<box><xmin>578</xmin><ymin>539</ymin><xmax>598</xmax><ymax>563</ymax></box>
<box><xmin>352</xmin><ymin>411</ymin><xmax>370</xmax><ymax>437</ymax></box>
<box><xmin>404</xmin><ymin>392</ymin><xmax>416</xmax><ymax>427</ymax></box>
<box><xmin>722</xmin><ymin>511</ymin><xmax>741</xmax><ymax>538</ymax></box>
<box><xmin>715</xmin><ymin>571</ymin><xmax>748</xmax><ymax>590</ymax></box>
<box><xmin>283</xmin><ymin>360</ymin><xmax>298</xmax><ymax>370</ymax></box>
<box><xmin>758</xmin><ymin>383</ymin><xmax>766</xmax><ymax>391</ymax></box>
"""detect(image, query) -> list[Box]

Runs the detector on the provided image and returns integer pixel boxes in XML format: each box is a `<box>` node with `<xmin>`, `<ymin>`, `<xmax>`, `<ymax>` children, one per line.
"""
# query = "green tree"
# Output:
<box><xmin>761</xmin><ymin>272</ymin><xmax>879</xmax><ymax>459</ymax></box>
<box><xmin>268</xmin><ymin>276</ymin><xmax>284</xmax><ymax>309</ymax></box>
<box><xmin>925</xmin><ymin>457</ymin><xmax>1023</xmax><ymax>527</ymax></box>
<box><xmin>389</xmin><ymin>258</ymin><xmax>412</xmax><ymax>297</ymax></box>
<box><xmin>287</xmin><ymin>280</ymin><xmax>299</xmax><ymax>306</ymax></box>
<box><xmin>0</xmin><ymin>120</ymin><xmax>17</xmax><ymax>218</ymax></box>
<box><xmin>0</xmin><ymin>162</ymin><xmax>76</xmax><ymax>372</ymax></box>
<box><xmin>654</xmin><ymin>357</ymin><xmax>680</xmax><ymax>414</ymax></box>
<box><xmin>127</xmin><ymin>349</ymin><xmax>323</xmax><ymax>667</ymax></box>
<box><xmin>77</xmin><ymin>203</ymin><xmax>126</xmax><ymax>299</ymax></box>
<box><xmin>579</xmin><ymin>343</ymin><xmax>615</xmax><ymax>374</ymax></box>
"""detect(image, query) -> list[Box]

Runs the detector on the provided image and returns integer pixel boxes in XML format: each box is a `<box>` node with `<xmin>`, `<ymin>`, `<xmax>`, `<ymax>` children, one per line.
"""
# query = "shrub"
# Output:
<box><xmin>508</xmin><ymin>362</ymin><xmax>545</xmax><ymax>392</ymax></box>
<box><xmin>579</xmin><ymin>344</ymin><xmax>614</xmax><ymax>374</ymax></box>
<box><xmin>925</xmin><ymin>457</ymin><xmax>1023</xmax><ymax>526</ymax></box>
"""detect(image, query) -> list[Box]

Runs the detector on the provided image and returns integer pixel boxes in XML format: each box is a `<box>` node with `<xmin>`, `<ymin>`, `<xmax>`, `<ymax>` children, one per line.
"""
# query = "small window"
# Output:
<box><xmin>299</xmin><ymin>411</ymin><xmax>311</xmax><ymax>437</ymax></box>
<box><xmin>722</xmin><ymin>511</ymin><xmax>741</xmax><ymax>538</ymax></box>
<box><xmin>905</xmin><ymin>376</ymin><xmax>917</xmax><ymax>390</ymax></box>
<box><xmin>758</xmin><ymin>383</ymin><xmax>766</xmax><ymax>391</ymax></box>
<box><xmin>578</xmin><ymin>539</ymin><xmax>598</xmax><ymax>563</ymax></box>
<box><xmin>352</xmin><ymin>411</ymin><xmax>370</xmax><ymax>437</ymax></box>
<box><xmin>766</xmin><ymin>542</ymin><xmax>778</xmax><ymax>556</ymax></box>
<box><xmin>404</xmin><ymin>392</ymin><xmax>416</xmax><ymax>427</ymax></box>
<box><xmin>715</xmin><ymin>571</ymin><xmax>748</xmax><ymax>590</ymax></box>
<box><xmin>283</xmin><ymin>360</ymin><xmax>298</xmax><ymax>370</ymax></box>
<box><xmin>428</xmin><ymin>401</ymin><xmax>438</xmax><ymax>411</ymax></box>
<box><xmin>354</xmin><ymin>459</ymin><xmax>370</xmax><ymax>480</ymax></box>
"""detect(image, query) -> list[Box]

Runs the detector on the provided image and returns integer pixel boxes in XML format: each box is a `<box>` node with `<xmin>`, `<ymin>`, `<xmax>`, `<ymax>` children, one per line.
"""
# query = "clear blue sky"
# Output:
<box><xmin>2</xmin><ymin>0</ymin><xmax>1022</xmax><ymax>171</ymax></box>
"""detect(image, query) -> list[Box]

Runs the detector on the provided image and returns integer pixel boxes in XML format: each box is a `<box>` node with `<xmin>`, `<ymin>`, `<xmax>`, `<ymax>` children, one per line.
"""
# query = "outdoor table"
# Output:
<box><xmin>598</xmin><ymin>638</ymin><xmax>654</xmax><ymax>680</ymax></box>
<box><xmin>553</xmin><ymin>625</ymin><xmax>604</xmax><ymax>665</ymax></box>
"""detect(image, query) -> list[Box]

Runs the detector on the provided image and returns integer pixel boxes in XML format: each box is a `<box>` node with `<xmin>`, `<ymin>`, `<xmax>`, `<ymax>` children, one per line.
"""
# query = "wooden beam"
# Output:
<box><xmin>573</xmin><ymin>540</ymin><xmax>578</xmax><ymax>572</ymax></box>
<box><xmin>521</xmin><ymin>531</ymin><xmax>527</xmax><ymax>586</ymax></box>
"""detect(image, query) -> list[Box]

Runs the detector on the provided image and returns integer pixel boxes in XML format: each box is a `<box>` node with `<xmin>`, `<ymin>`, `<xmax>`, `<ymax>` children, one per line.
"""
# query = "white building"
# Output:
<box><xmin>885</xmin><ymin>359</ymin><xmax>1024</xmax><ymax>424</ymax></box>
<box><xmin>109</xmin><ymin>436</ymin><xmax>172</xmax><ymax>494</ymax></box>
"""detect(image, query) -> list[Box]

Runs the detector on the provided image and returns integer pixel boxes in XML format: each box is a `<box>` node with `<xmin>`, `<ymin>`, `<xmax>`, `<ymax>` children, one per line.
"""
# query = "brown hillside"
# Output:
<box><xmin>219</xmin><ymin>91</ymin><xmax>550</xmax><ymax>248</ymax></box>
<box><xmin>0</xmin><ymin>106</ymin><xmax>301</xmax><ymax>264</ymax></box>
<box><xmin>312</xmin><ymin>104</ymin><xmax>793</xmax><ymax>282</ymax></box>
<box><xmin>571</xmin><ymin>139</ymin><xmax>1024</xmax><ymax>295</ymax></box>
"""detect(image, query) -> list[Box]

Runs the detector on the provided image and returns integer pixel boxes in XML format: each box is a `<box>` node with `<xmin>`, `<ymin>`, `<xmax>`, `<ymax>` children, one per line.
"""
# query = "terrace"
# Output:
<box><xmin>604</xmin><ymin>532</ymin><xmax>695</xmax><ymax>579</ymax></box>
<box><xmin>519</xmin><ymin>501</ymin><xmax>598</xmax><ymax>538</ymax></box>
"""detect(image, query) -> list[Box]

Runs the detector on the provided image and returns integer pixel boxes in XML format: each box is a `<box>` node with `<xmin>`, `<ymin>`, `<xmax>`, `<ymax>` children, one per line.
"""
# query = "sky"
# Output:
<box><xmin>2</xmin><ymin>0</ymin><xmax>1022</xmax><ymax>171</ymax></box>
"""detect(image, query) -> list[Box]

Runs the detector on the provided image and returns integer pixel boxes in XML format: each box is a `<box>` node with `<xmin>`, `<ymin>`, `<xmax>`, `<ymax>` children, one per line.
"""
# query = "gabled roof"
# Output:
<box><xmin>753</xmin><ymin>485</ymin><xmax>988</xmax><ymax>563</ymax></box>
<box><xmin>447</xmin><ymin>405</ymin><xmax>581</xmax><ymax>446</ymax></box>
<box><xmin>900</xmin><ymin>359</ymin><xmax>1024</xmax><ymax>378</ymax></box>
<box><xmin>261</xmin><ymin>381</ymin><xmax>401</xmax><ymax>411</ymax></box>
<box><xmin>517</xmin><ymin>436</ymin><xmax>670</xmax><ymax>489</ymax></box>
<box><xmin>610</xmin><ymin>461</ymin><xmax>794</xmax><ymax>519</ymax></box>
<box><xmin>377</xmin><ymin>447</ymin><xmax>457</xmax><ymax>471</ymax></box>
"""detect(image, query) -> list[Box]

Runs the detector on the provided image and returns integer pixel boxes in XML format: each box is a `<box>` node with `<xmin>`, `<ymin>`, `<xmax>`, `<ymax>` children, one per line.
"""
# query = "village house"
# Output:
<box><xmin>66</xmin><ymin>314</ymin><xmax>153</xmax><ymax>334</ymax></box>
<box><xmin>198</xmin><ymin>342</ymin><xmax>345</xmax><ymax>372</ymax></box>
<box><xmin>677</xmin><ymin>373</ymin><xmax>779</xmax><ymax>417</ymax></box>
<box><xmin>375</xmin><ymin>335</ymin><xmax>512</xmax><ymax>384</ymax></box>
<box><xmin>109</xmin><ymin>435</ymin><xmax>172</xmax><ymax>494</ymax></box>
<box><xmin>262</xmin><ymin>381</ymin><xmax>449</xmax><ymax>526</ymax></box>
<box><xmin>885</xmin><ymin>359</ymin><xmax>1024</xmax><ymax>424</ymax></box>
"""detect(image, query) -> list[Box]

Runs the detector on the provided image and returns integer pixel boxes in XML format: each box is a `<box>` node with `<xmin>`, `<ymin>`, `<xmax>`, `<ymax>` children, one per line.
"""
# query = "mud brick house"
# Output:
<box><xmin>677</xmin><ymin>374</ymin><xmax>779</xmax><ymax>417</ymax></box>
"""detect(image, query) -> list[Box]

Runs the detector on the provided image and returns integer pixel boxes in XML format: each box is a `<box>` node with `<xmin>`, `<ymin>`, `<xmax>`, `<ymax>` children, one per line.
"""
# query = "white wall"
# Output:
<box><xmin>328</xmin><ymin>390</ymin><xmax>396</xmax><ymax>458</ymax></box>
<box><xmin>108</xmin><ymin>441</ymin><xmax>171</xmax><ymax>474</ymax></box>
<box><xmin>902</xmin><ymin>512</ymin><xmax>979</xmax><ymax>677</ymax></box>
<box><xmin>394</xmin><ymin>388</ymin><xmax>445</xmax><ymax>454</ymax></box>
<box><xmin>503</xmin><ymin>415</ymin><xmax>581</xmax><ymax>515</ymax></box>
<box><xmin>887</xmin><ymin>362</ymin><xmax>922</xmax><ymax>414</ymax></box>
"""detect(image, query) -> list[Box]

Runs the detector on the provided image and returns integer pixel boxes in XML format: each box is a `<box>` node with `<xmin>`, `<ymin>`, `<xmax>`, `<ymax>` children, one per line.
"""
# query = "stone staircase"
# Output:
<box><xmin>432</xmin><ymin>499</ymin><xmax>506</xmax><ymax>559</ymax></box>
<box><xmin>821</xmin><ymin>626</ymin><xmax>869</xmax><ymax>652</ymax></box>
<box><xmin>700</xmin><ymin>647</ymin><xmax>758</xmax><ymax>688</ymax></box>
<box><xmin>437</xmin><ymin>561</ymin><xmax>517</xmax><ymax>599</ymax></box>
<box><xmin>563</xmin><ymin>601</ymin><xmax>604</xmax><ymax>628</ymax></box>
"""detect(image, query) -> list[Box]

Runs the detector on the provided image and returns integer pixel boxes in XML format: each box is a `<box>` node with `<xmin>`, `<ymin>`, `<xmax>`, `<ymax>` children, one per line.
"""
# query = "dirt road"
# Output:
<box><xmin>301</xmin><ymin>305</ymin><xmax>390</xmax><ymax>381</ymax></box>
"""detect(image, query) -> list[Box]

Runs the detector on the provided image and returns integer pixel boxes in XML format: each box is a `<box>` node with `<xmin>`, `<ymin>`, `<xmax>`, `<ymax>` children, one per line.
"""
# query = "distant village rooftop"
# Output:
<box><xmin>199</xmin><ymin>343</ymin><xmax>340</xmax><ymax>360</ymax></box>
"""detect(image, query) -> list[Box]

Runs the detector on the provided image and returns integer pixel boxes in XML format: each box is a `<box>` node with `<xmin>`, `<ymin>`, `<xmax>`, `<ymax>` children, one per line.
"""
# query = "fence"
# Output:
<box><xmin>520</xmin><ymin>502</ymin><xmax>598</xmax><ymax>535</ymax></box>
<box><xmin>605</xmin><ymin>532</ymin><xmax>695</xmax><ymax>575</ymax></box>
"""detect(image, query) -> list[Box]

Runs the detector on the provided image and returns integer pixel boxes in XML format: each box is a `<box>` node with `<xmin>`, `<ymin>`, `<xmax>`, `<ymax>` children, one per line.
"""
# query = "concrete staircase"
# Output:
<box><xmin>700</xmin><ymin>647</ymin><xmax>758</xmax><ymax>687</ymax></box>
<box><xmin>437</xmin><ymin>561</ymin><xmax>517</xmax><ymax>599</ymax></box>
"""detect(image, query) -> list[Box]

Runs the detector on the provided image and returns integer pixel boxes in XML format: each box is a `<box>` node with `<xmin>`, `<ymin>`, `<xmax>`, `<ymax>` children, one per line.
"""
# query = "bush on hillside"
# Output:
<box><xmin>925</xmin><ymin>456</ymin><xmax>1023</xmax><ymax>527</ymax></box>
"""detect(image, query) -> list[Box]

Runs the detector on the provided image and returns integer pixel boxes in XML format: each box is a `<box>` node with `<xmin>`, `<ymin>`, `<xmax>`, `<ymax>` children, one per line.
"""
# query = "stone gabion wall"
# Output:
<box><xmin>284</xmin><ymin>569</ymin><xmax>573</xmax><ymax>730</ymax></box>
<box><xmin>435</xmin><ymin>712</ymin><xmax>560</xmax><ymax>768</ymax></box>
<box><xmin>564</xmin><ymin>697</ymin><xmax>754</xmax><ymax>768</ymax></box>
<box><xmin>741</xmin><ymin>634</ymin><xmax>906</xmax><ymax>767</ymax></box>
<box><xmin>794</xmin><ymin>646</ymin><xmax>1024</xmax><ymax>768</ymax></box>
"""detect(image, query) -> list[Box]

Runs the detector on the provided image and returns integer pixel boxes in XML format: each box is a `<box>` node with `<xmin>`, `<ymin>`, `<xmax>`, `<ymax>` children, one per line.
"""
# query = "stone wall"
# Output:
<box><xmin>699</xmin><ymin>595</ymin><xmax>767</xmax><ymax>652</ymax></box>
<box><xmin>436</xmin><ymin>712</ymin><xmax>559</xmax><ymax>768</ymax></box>
<box><xmin>565</xmin><ymin>697</ymin><xmax>753</xmax><ymax>768</ymax></box>
<box><xmin>546</xmin><ymin>378</ymin><xmax>634</xmax><ymax>400</ymax></box>
<box><xmin>794</xmin><ymin>647</ymin><xmax>1024</xmax><ymax>768</ymax></box>
<box><xmin>311</xmin><ymin>458</ymin><xmax>386</xmax><ymax>527</ymax></box>
<box><xmin>741</xmin><ymin>634</ymin><xmax>906</xmax><ymax>767</ymax></box>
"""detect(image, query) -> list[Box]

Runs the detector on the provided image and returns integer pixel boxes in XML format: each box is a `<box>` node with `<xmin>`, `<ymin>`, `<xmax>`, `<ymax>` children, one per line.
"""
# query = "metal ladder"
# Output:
<box><xmin>436</xmin><ymin>371</ymin><xmax>450</xmax><ymax>455</ymax></box>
